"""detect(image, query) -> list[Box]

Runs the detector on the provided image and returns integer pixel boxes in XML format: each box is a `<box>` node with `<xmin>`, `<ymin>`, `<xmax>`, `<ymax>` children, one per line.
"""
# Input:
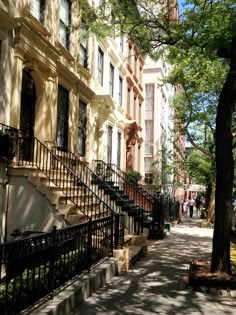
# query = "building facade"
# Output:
<box><xmin>143</xmin><ymin>56</ymin><xmax>174</xmax><ymax>194</ymax></box>
<box><xmin>0</xmin><ymin>0</ymin><xmax>145</xmax><ymax>240</ymax></box>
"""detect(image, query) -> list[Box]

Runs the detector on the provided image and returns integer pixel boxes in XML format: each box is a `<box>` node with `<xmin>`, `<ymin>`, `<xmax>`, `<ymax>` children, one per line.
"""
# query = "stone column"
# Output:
<box><xmin>68</xmin><ymin>84</ymin><xmax>78</xmax><ymax>152</ymax></box>
<box><xmin>44</xmin><ymin>75</ymin><xmax>57</xmax><ymax>145</ymax></box>
<box><xmin>10</xmin><ymin>53</ymin><xmax>24</xmax><ymax>129</ymax></box>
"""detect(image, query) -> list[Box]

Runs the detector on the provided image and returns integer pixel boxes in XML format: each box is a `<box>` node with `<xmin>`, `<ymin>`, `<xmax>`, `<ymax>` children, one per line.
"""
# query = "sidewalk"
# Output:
<box><xmin>70</xmin><ymin>217</ymin><xmax>236</xmax><ymax>315</ymax></box>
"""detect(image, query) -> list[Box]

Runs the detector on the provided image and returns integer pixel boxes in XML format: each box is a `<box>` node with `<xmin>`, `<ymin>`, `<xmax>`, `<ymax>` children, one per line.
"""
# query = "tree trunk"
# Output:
<box><xmin>211</xmin><ymin>37</ymin><xmax>236</xmax><ymax>274</ymax></box>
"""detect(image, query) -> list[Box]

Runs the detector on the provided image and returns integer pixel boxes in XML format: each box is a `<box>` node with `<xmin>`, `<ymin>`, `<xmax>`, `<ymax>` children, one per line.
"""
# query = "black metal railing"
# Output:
<box><xmin>49</xmin><ymin>149</ymin><xmax>142</xmax><ymax>235</ymax></box>
<box><xmin>92</xmin><ymin>161</ymin><xmax>158</xmax><ymax>231</ymax></box>
<box><xmin>91</xmin><ymin>160</ymin><xmax>145</xmax><ymax>234</ymax></box>
<box><xmin>103</xmin><ymin>162</ymin><xmax>154</xmax><ymax>211</ymax></box>
<box><xmin>93</xmin><ymin>162</ymin><xmax>173</xmax><ymax>234</ymax></box>
<box><xmin>0</xmin><ymin>216</ymin><xmax>121</xmax><ymax>315</ymax></box>
<box><xmin>15</xmin><ymin>136</ymin><xmax>115</xmax><ymax>222</ymax></box>
<box><xmin>0</xmin><ymin>123</ymin><xmax>19</xmax><ymax>160</ymax></box>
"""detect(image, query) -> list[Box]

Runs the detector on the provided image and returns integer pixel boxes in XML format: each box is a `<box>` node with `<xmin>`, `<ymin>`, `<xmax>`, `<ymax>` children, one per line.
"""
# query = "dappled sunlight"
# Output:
<box><xmin>6</xmin><ymin>175</ymin><xmax>63</xmax><ymax>239</ymax></box>
<box><xmin>72</xmin><ymin>219</ymin><xmax>236</xmax><ymax>315</ymax></box>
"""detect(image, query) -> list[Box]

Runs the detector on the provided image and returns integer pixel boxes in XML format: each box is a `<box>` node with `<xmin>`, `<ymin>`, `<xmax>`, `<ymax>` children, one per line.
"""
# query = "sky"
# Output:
<box><xmin>178</xmin><ymin>0</ymin><xmax>185</xmax><ymax>16</ymax></box>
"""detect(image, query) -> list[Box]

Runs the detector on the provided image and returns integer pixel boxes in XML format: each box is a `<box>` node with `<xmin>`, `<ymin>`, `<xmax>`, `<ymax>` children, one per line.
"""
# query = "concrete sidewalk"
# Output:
<box><xmin>70</xmin><ymin>218</ymin><xmax>236</xmax><ymax>315</ymax></box>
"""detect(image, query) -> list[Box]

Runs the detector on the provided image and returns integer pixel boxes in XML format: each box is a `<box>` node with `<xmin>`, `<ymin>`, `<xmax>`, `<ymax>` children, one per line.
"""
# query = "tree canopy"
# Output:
<box><xmin>83</xmin><ymin>0</ymin><xmax>236</xmax><ymax>275</ymax></box>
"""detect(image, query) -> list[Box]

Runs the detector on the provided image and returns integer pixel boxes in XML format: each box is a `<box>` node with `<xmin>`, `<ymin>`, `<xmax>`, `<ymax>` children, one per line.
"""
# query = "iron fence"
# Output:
<box><xmin>0</xmin><ymin>215</ymin><xmax>123</xmax><ymax>315</ymax></box>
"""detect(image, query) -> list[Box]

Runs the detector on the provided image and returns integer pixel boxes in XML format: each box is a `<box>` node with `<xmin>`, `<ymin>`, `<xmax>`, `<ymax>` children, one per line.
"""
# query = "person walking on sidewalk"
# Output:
<box><xmin>189</xmin><ymin>198</ymin><xmax>195</xmax><ymax>218</ymax></box>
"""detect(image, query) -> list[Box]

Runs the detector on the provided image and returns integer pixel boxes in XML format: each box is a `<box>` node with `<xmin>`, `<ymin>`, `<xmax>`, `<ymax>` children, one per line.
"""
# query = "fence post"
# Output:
<box><xmin>114</xmin><ymin>214</ymin><xmax>120</xmax><ymax>249</ymax></box>
<box><xmin>87</xmin><ymin>219</ymin><xmax>92</xmax><ymax>273</ymax></box>
<box><xmin>141</xmin><ymin>208</ymin><xmax>144</xmax><ymax>234</ymax></box>
<box><xmin>49</xmin><ymin>226</ymin><xmax>57</xmax><ymax>299</ymax></box>
<box><xmin>110</xmin><ymin>215</ymin><xmax>114</xmax><ymax>254</ymax></box>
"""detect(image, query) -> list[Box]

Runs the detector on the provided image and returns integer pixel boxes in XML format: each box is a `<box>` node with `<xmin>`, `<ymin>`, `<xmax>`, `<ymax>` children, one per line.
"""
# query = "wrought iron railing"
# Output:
<box><xmin>15</xmin><ymin>136</ymin><xmax>115</xmax><ymax>222</ymax></box>
<box><xmin>0</xmin><ymin>123</ymin><xmax>19</xmax><ymax>160</ymax></box>
<box><xmin>0</xmin><ymin>124</ymin><xmax>125</xmax><ymax>244</ymax></box>
<box><xmin>92</xmin><ymin>161</ymin><xmax>171</xmax><ymax>232</ymax></box>
<box><xmin>0</xmin><ymin>216</ymin><xmax>118</xmax><ymax>315</ymax></box>
<box><xmin>104</xmin><ymin>162</ymin><xmax>154</xmax><ymax>211</ymax></box>
<box><xmin>50</xmin><ymin>149</ymin><xmax>142</xmax><ymax>235</ymax></box>
<box><xmin>91</xmin><ymin>159</ymin><xmax>145</xmax><ymax>234</ymax></box>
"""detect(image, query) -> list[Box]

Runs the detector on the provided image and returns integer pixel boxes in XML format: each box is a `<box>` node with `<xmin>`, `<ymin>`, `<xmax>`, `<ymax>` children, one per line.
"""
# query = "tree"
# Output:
<box><xmin>165</xmin><ymin>47</ymin><xmax>222</xmax><ymax>223</ymax></box>
<box><xmin>83</xmin><ymin>0</ymin><xmax>236</xmax><ymax>274</ymax></box>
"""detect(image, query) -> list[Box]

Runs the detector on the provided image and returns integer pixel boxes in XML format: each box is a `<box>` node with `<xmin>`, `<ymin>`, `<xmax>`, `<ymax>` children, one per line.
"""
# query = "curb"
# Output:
<box><xmin>24</xmin><ymin>258</ymin><xmax>119</xmax><ymax>315</ymax></box>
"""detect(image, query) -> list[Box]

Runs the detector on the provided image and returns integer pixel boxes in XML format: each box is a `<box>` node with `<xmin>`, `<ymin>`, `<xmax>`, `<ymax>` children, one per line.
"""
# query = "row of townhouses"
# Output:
<box><xmin>0</xmin><ymin>0</ymin><xmax>185</xmax><ymax>242</ymax></box>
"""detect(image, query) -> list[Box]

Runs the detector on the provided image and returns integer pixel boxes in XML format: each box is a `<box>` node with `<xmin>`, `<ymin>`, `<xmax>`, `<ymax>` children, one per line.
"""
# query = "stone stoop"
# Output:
<box><xmin>113</xmin><ymin>234</ymin><xmax>148</xmax><ymax>272</ymax></box>
<box><xmin>23</xmin><ymin>258</ymin><xmax>119</xmax><ymax>315</ymax></box>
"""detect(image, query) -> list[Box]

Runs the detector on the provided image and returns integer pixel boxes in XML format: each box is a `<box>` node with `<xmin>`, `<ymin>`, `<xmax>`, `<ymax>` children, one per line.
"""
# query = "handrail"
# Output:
<box><xmin>101</xmin><ymin>161</ymin><xmax>155</xmax><ymax>211</ymax></box>
<box><xmin>32</xmin><ymin>138</ymin><xmax>115</xmax><ymax>220</ymax></box>
<box><xmin>0</xmin><ymin>216</ymin><xmax>115</xmax><ymax>314</ymax></box>
<box><xmin>53</xmin><ymin>149</ymin><xmax>142</xmax><ymax>234</ymax></box>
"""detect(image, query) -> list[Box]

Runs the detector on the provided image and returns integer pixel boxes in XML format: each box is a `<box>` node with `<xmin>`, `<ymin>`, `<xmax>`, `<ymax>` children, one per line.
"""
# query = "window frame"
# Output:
<box><xmin>77</xmin><ymin>100</ymin><xmax>87</xmax><ymax>157</ymax></box>
<box><xmin>59</xmin><ymin>0</ymin><xmax>71</xmax><ymax>49</ymax></box>
<box><xmin>145</xmin><ymin>84</ymin><xmax>154</xmax><ymax>111</ymax></box>
<box><xmin>80</xmin><ymin>21</ymin><xmax>88</xmax><ymax>68</ymax></box>
<box><xmin>109</xmin><ymin>63</ymin><xmax>114</xmax><ymax>97</ymax></box>
<box><xmin>119</xmin><ymin>76</ymin><xmax>123</xmax><ymax>106</ymax></box>
<box><xmin>127</xmin><ymin>87</ymin><xmax>131</xmax><ymax>114</ymax></box>
<box><xmin>97</xmin><ymin>47</ymin><xmax>104</xmax><ymax>86</ymax></box>
<box><xmin>30</xmin><ymin>0</ymin><xmax>45</xmax><ymax>23</ymax></box>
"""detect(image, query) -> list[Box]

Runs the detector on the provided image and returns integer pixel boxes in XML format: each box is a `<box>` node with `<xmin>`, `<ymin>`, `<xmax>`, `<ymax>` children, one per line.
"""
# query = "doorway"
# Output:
<box><xmin>107</xmin><ymin>125</ymin><xmax>113</xmax><ymax>164</ymax></box>
<box><xmin>20</xmin><ymin>70</ymin><xmax>36</xmax><ymax>162</ymax></box>
<box><xmin>56</xmin><ymin>85</ymin><xmax>69</xmax><ymax>150</ymax></box>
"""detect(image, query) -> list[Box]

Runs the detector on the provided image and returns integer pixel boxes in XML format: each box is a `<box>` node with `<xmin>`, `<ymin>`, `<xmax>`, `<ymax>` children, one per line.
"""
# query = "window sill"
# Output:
<box><xmin>25</xmin><ymin>12</ymin><xmax>51</xmax><ymax>37</ymax></box>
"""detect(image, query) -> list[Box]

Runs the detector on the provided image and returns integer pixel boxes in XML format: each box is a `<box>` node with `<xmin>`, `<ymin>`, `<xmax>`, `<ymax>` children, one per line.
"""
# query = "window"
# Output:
<box><xmin>120</xmin><ymin>36</ymin><xmax>124</xmax><ymax>52</ymax></box>
<box><xmin>145</xmin><ymin>142</ymin><xmax>153</xmax><ymax>155</ymax></box>
<box><xmin>145</xmin><ymin>120</ymin><xmax>153</xmax><ymax>141</ymax></box>
<box><xmin>139</xmin><ymin>66</ymin><xmax>142</xmax><ymax>83</ymax></box>
<box><xmin>145</xmin><ymin>173</ymin><xmax>153</xmax><ymax>184</ymax></box>
<box><xmin>128</xmin><ymin>45</ymin><xmax>132</xmax><ymax>64</ymax></box>
<box><xmin>138</xmin><ymin>103</ymin><xmax>141</xmax><ymax>125</ymax></box>
<box><xmin>119</xmin><ymin>76</ymin><xmax>123</xmax><ymax>106</ymax></box>
<box><xmin>59</xmin><ymin>0</ymin><xmax>71</xmax><ymax>49</ymax></box>
<box><xmin>30</xmin><ymin>0</ymin><xmax>45</xmax><ymax>22</ymax></box>
<box><xmin>145</xmin><ymin>84</ymin><xmax>154</xmax><ymax>111</ymax></box>
<box><xmin>134</xmin><ymin>57</ymin><xmax>137</xmax><ymax>77</ymax></box>
<box><xmin>109</xmin><ymin>63</ymin><xmax>114</xmax><ymax>97</ymax></box>
<box><xmin>97</xmin><ymin>47</ymin><xmax>104</xmax><ymax>85</ymax></box>
<box><xmin>127</xmin><ymin>87</ymin><xmax>131</xmax><ymax>114</ymax></box>
<box><xmin>80</xmin><ymin>21</ymin><xmax>88</xmax><ymax>68</ymax></box>
<box><xmin>144</xmin><ymin>158</ymin><xmax>152</xmax><ymax>172</ymax></box>
<box><xmin>133</xmin><ymin>96</ymin><xmax>137</xmax><ymax>118</ymax></box>
<box><xmin>57</xmin><ymin>85</ymin><xmax>69</xmax><ymax>149</ymax></box>
<box><xmin>78</xmin><ymin>100</ymin><xmax>87</xmax><ymax>156</ymax></box>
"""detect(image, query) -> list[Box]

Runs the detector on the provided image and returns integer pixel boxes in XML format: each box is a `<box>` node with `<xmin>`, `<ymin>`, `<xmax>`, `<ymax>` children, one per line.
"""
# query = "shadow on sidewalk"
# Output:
<box><xmin>70</xmin><ymin>218</ymin><xmax>236</xmax><ymax>315</ymax></box>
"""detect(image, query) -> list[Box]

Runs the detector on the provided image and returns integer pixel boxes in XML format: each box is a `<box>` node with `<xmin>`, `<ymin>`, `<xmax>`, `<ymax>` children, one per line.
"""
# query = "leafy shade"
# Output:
<box><xmin>186</xmin><ymin>150</ymin><xmax>213</xmax><ymax>186</ymax></box>
<box><xmin>166</xmin><ymin>47</ymin><xmax>227</xmax><ymax>157</ymax></box>
<box><xmin>83</xmin><ymin>0</ymin><xmax>236</xmax><ymax>60</ymax></box>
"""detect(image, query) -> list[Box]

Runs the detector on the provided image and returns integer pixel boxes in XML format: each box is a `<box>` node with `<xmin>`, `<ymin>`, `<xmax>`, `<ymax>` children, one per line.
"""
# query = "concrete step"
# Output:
<box><xmin>129</xmin><ymin>245</ymin><xmax>144</xmax><ymax>266</ymax></box>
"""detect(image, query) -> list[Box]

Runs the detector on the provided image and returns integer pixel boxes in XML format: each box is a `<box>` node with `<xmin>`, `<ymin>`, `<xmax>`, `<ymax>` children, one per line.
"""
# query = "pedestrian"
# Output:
<box><xmin>195</xmin><ymin>196</ymin><xmax>201</xmax><ymax>218</ymax></box>
<box><xmin>188</xmin><ymin>199</ymin><xmax>195</xmax><ymax>218</ymax></box>
<box><xmin>183</xmin><ymin>199</ymin><xmax>189</xmax><ymax>217</ymax></box>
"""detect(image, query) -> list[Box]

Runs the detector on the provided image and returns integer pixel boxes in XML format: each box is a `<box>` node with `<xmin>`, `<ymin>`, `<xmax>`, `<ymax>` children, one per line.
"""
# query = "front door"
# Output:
<box><xmin>57</xmin><ymin>85</ymin><xmax>69</xmax><ymax>150</ymax></box>
<box><xmin>117</xmin><ymin>131</ymin><xmax>121</xmax><ymax>168</ymax></box>
<box><xmin>20</xmin><ymin>70</ymin><xmax>36</xmax><ymax>162</ymax></box>
<box><xmin>107</xmin><ymin>125</ymin><xmax>112</xmax><ymax>164</ymax></box>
